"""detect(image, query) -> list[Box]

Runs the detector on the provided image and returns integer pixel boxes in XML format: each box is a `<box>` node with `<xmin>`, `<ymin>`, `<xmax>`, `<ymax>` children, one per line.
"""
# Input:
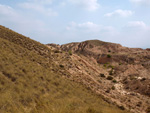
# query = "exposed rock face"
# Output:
<box><xmin>47</xmin><ymin>40</ymin><xmax>150</xmax><ymax>113</ymax></box>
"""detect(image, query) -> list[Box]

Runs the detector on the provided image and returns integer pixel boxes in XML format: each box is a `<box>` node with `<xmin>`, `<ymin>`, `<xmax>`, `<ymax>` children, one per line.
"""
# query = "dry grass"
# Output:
<box><xmin>0</xmin><ymin>25</ymin><xmax>130</xmax><ymax>113</ymax></box>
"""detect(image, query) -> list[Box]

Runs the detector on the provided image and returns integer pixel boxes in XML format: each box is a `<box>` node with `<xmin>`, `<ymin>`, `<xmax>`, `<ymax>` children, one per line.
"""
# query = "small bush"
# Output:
<box><xmin>141</xmin><ymin>78</ymin><xmax>146</xmax><ymax>81</ymax></box>
<box><xmin>136</xmin><ymin>101</ymin><xmax>142</xmax><ymax>107</ymax></box>
<box><xmin>112</xmin><ymin>80</ymin><xmax>117</xmax><ymax>83</ymax></box>
<box><xmin>103</xmin><ymin>64</ymin><xmax>107</xmax><ymax>67</ymax></box>
<box><xmin>68</xmin><ymin>50</ymin><xmax>72</xmax><ymax>55</ymax></box>
<box><xmin>146</xmin><ymin>106</ymin><xmax>150</xmax><ymax>113</ymax></box>
<box><xmin>111</xmin><ymin>66</ymin><xmax>114</xmax><ymax>69</ymax></box>
<box><xmin>100</xmin><ymin>73</ymin><xmax>105</xmax><ymax>78</ymax></box>
<box><xmin>106</xmin><ymin>89</ymin><xmax>110</xmax><ymax>93</ymax></box>
<box><xmin>107</xmin><ymin>76</ymin><xmax>113</xmax><ymax>80</ymax></box>
<box><xmin>86</xmin><ymin>107</ymin><xmax>100</xmax><ymax>113</ymax></box>
<box><xmin>107</xmin><ymin>54</ymin><xmax>111</xmax><ymax>58</ymax></box>
<box><xmin>119</xmin><ymin>105</ymin><xmax>125</xmax><ymax>110</ymax></box>
<box><xmin>59</xmin><ymin>64</ymin><xmax>64</xmax><ymax>68</ymax></box>
<box><xmin>109</xmin><ymin>70</ymin><xmax>113</xmax><ymax>75</ymax></box>
<box><xmin>54</xmin><ymin>50</ymin><xmax>59</xmax><ymax>53</ymax></box>
<box><xmin>108</xmin><ymin>65</ymin><xmax>114</xmax><ymax>69</ymax></box>
<box><xmin>111</xmin><ymin>86</ymin><xmax>115</xmax><ymax>90</ymax></box>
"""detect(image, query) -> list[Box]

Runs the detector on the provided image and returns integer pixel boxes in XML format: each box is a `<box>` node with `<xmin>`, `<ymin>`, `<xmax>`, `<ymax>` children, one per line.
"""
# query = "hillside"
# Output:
<box><xmin>47</xmin><ymin>40</ymin><xmax>150</xmax><ymax>113</ymax></box>
<box><xmin>0</xmin><ymin>25</ymin><xmax>130</xmax><ymax>113</ymax></box>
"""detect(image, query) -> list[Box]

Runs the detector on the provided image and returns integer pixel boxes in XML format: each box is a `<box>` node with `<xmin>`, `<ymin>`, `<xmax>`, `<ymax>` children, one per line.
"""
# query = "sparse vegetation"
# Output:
<box><xmin>109</xmin><ymin>69</ymin><xmax>113</xmax><ymax>75</ymax></box>
<box><xmin>108</xmin><ymin>65</ymin><xmax>114</xmax><ymax>69</ymax></box>
<box><xmin>112</xmin><ymin>86</ymin><xmax>115</xmax><ymax>90</ymax></box>
<box><xmin>103</xmin><ymin>64</ymin><xmax>107</xmax><ymax>67</ymax></box>
<box><xmin>141</xmin><ymin>78</ymin><xmax>146</xmax><ymax>81</ymax></box>
<box><xmin>54</xmin><ymin>50</ymin><xmax>60</xmax><ymax>53</ymax></box>
<box><xmin>119</xmin><ymin>106</ymin><xmax>125</xmax><ymax>110</ymax></box>
<box><xmin>107</xmin><ymin>76</ymin><xmax>113</xmax><ymax>80</ymax></box>
<box><xmin>103</xmin><ymin>63</ymin><xmax>115</xmax><ymax>70</ymax></box>
<box><xmin>59</xmin><ymin>64</ymin><xmax>64</xmax><ymax>68</ymax></box>
<box><xmin>146</xmin><ymin>106</ymin><xmax>150</xmax><ymax>113</ymax></box>
<box><xmin>100</xmin><ymin>73</ymin><xmax>105</xmax><ymax>78</ymax></box>
<box><xmin>68</xmin><ymin>50</ymin><xmax>72</xmax><ymax>55</ymax></box>
<box><xmin>86</xmin><ymin>107</ymin><xmax>100</xmax><ymax>113</ymax></box>
<box><xmin>56</xmin><ymin>29</ymin><xmax>150</xmax><ymax>113</ymax></box>
<box><xmin>112</xmin><ymin>79</ymin><xmax>117</xmax><ymax>83</ymax></box>
<box><xmin>0</xmin><ymin>25</ymin><xmax>129</xmax><ymax>113</ymax></box>
<box><xmin>107</xmin><ymin>54</ymin><xmax>111</xmax><ymax>58</ymax></box>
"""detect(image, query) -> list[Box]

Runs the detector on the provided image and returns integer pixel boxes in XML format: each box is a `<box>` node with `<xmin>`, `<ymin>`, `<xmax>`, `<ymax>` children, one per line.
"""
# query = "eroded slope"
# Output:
<box><xmin>48</xmin><ymin>40</ymin><xmax>150</xmax><ymax>113</ymax></box>
<box><xmin>0</xmin><ymin>25</ymin><xmax>129</xmax><ymax>113</ymax></box>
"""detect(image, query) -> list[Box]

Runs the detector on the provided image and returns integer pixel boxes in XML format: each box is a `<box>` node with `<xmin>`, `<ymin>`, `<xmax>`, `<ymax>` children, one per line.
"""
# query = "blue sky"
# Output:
<box><xmin>0</xmin><ymin>0</ymin><xmax>150</xmax><ymax>48</ymax></box>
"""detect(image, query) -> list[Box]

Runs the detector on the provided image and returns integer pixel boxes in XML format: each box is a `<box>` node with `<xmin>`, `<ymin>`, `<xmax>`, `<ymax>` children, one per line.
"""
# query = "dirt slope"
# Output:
<box><xmin>47</xmin><ymin>40</ymin><xmax>150</xmax><ymax>113</ymax></box>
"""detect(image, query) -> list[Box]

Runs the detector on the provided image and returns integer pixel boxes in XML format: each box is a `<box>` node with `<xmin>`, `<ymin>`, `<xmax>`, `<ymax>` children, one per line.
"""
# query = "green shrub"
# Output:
<box><xmin>107</xmin><ymin>54</ymin><xmax>111</xmax><ymax>58</ymax></box>
<box><xmin>112</xmin><ymin>86</ymin><xmax>115</xmax><ymax>90</ymax></box>
<box><xmin>103</xmin><ymin>64</ymin><xmax>107</xmax><ymax>67</ymax></box>
<box><xmin>108</xmin><ymin>65</ymin><xmax>114</xmax><ymax>69</ymax></box>
<box><xmin>68</xmin><ymin>50</ymin><xmax>72</xmax><ymax>55</ymax></box>
<box><xmin>111</xmin><ymin>66</ymin><xmax>114</xmax><ymax>69</ymax></box>
<box><xmin>109</xmin><ymin>70</ymin><xmax>113</xmax><ymax>75</ymax></box>
<box><xmin>112</xmin><ymin>80</ymin><xmax>117</xmax><ymax>83</ymax></box>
